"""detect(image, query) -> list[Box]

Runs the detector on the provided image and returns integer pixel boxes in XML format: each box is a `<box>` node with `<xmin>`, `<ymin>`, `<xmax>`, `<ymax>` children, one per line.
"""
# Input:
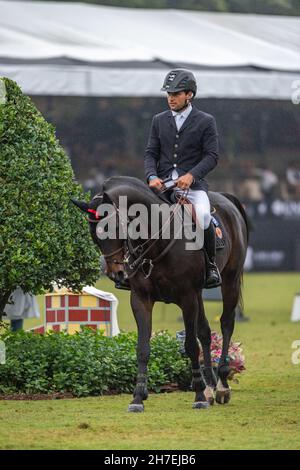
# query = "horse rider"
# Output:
<box><xmin>144</xmin><ymin>69</ymin><xmax>221</xmax><ymax>288</ymax></box>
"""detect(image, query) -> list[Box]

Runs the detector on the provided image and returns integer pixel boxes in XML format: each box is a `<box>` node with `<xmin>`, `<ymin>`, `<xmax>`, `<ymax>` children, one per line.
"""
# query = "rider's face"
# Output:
<box><xmin>167</xmin><ymin>91</ymin><xmax>192</xmax><ymax>111</ymax></box>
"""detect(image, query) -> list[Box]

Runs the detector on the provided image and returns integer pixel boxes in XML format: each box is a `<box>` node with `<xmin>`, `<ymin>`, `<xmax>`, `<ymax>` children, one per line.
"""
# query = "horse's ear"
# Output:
<box><xmin>70</xmin><ymin>198</ymin><xmax>90</xmax><ymax>213</ymax></box>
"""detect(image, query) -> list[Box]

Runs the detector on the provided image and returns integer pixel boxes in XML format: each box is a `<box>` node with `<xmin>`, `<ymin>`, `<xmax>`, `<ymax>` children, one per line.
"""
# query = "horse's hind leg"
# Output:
<box><xmin>181</xmin><ymin>294</ymin><xmax>210</xmax><ymax>409</ymax></box>
<box><xmin>197</xmin><ymin>292</ymin><xmax>216</xmax><ymax>405</ymax></box>
<box><xmin>216</xmin><ymin>272</ymin><xmax>240</xmax><ymax>405</ymax></box>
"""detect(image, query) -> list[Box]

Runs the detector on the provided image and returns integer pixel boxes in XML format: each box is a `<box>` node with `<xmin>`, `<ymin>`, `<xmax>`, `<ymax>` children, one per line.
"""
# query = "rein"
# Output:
<box><xmin>121</xmin><ymin>190</ymin><xmax>189</xmax><ymax>279</ymax></box>
<box><xmin>125</xmin><ymin>191</ymin><xmax>188</xmax><ymax>279</ymax></box>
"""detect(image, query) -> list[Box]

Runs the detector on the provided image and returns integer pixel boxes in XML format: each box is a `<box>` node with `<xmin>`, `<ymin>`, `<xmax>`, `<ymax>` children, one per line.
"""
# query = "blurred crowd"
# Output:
<box><xmin>31</xmin><ymin>95</ymin><xmax>300</xmax><ymax>204</ymax></box>
<box><xmin>76</xmin><ymin>151</ymin><xmax>300</xmax><ymax>205</ymax></box>
<box><xmin>230</xmin><ymin>159</ymin><xmax>300</xmax><ymax>204</ymax></box>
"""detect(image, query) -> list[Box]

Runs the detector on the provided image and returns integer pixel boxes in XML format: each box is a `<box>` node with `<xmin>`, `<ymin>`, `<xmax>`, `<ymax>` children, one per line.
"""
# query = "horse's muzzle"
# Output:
<box><xmin>114</xmin><ymin>270</ymin><xmax>126</xmax><ymax>284</ymax></box>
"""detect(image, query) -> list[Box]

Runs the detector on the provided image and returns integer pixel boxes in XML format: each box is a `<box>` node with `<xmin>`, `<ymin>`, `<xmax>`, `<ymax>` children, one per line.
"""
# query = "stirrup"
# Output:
<box><xmin>205</xmin><ymin>279</ymin><xmax>222</xmax><ymax>289</ymax></box>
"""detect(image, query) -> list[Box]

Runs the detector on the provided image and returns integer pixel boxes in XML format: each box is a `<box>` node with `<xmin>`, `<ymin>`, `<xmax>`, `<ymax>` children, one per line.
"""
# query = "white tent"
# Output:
<box><xmin>1</xmin><ymin>0</ymin><xmax>299</xmax><ymax>99</ymax></box>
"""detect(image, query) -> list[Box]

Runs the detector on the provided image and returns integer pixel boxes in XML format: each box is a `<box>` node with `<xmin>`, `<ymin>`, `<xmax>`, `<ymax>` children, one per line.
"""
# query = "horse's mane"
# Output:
<box><xmin>102</xmin><ymin>176</ymin><xmax>161</xmax><ymax>204</ymax></box>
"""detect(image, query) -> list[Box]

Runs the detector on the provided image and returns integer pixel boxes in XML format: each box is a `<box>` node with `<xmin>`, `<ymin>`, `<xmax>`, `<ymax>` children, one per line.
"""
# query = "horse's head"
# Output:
<box><xmin>72</xmin><ymin>176</ymin><xmax>162</xmax><ymax>287</ymax></box>
<box><xmin>71</xmin><ymin>192</ymin><xmax>127</xmax><ymax>286</ymax></box>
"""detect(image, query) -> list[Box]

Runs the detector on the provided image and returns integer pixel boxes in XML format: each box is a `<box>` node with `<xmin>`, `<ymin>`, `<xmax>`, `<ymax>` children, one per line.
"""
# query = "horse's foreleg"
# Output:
<box><xmin>217</xmin><ymin>273</ymin><xmax>240</xmax><ymax>404</ymax></box>
<box><xmin>128</xmin><ymin>291</ymin><xmax>153</xmax><ymax>413</ymax></box>
<box><xmin>197</xmin><ymin>293</ymin><xmax>216</xmax><ymax>405</ymax></box>
<box><xmin>181</xmin><ymin>295</ymin><xmax>210</xmax><ymax>410</ymax></box>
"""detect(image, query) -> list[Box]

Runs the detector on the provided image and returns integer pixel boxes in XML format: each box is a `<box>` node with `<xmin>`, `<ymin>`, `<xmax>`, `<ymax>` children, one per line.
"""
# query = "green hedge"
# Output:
<box><xmin>0</xmin><ymin>77</ymin><xmax>100</xmax><ymax>317</ymax></box>
<box><xmin>0</xmin><ymin>330</ymin><xmax>191</xmax><ymax>397</ymax></box>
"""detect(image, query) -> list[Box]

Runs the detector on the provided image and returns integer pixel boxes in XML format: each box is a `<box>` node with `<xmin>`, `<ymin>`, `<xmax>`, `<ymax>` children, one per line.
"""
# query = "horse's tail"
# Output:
<box><xmin>237</xmin><ymin>265</ymin><xmax>245</xmax><ymax>312</ymax></box>
<box><xmin>220</xmin><ymin>192</ymin><xmax>250</xmax><ymax>242</ymax></box>
<box><xmin>220</xmin><ymin>192</ymin><xmax>249</xmax><ymax>311</ymax></box>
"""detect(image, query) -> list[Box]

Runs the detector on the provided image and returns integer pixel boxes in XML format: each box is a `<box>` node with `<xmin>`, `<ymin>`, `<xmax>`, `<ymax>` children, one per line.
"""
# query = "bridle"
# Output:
<box><xmin>87</xmin><ymin>195</ymin><xmax>126</xmax><ymax>267</ymax></box>
<box><xmin>87</xmin><ymin>189</ymin><xmax>190</xmax><ymax>279</ymax></box>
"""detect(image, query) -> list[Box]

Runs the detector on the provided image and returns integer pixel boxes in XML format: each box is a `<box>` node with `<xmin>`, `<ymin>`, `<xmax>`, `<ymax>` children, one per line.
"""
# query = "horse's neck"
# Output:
<box><xmin>108</xmin><ymin>185</ymin><xmax>175</xmax><ymax>255</ymax></box>
<box><xmin>108</xmin><ymin>185</ymin><xmax>158</xmax><ymax>210</ymax></box>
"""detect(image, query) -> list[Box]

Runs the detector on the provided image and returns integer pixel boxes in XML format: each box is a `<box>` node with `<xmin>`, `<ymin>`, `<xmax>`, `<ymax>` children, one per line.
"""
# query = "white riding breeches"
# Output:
<box><xmin>175</xmin><ymin>188</ymin><xmax>211</xmax><ymax>230</ymax></box>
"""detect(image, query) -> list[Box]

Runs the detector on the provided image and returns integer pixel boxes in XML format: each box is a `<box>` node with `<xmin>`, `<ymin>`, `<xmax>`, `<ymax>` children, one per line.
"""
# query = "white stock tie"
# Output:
<box><xmin>176</xmin><ymin>113</ymin><xmax>185</xmax><ymax>131</ymax></box>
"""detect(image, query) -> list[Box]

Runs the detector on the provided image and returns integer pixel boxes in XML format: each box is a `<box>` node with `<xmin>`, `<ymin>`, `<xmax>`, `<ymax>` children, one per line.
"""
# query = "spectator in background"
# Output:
<box><xmin>255</xmin><ymin>164</ymin><xmax>278</xmax><ymax>206</ymax></box>
<box><xmin>4</xmin><ymin>288</ymin><xmax>40</xmax><ymax>332</ymax></box>
<box><xmin>236</xmin><ymin>160</ymin><xmax>263</xmax><ymax>204</ymax></box>
<box><xmin>286</xmin><ymin>160</ymin><xmax>300</xmax><ymax>200</ymax></box>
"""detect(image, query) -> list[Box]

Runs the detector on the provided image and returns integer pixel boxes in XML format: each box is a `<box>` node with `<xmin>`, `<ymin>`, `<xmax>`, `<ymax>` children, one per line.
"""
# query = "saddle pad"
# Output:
<box><xmin>153</xmin><ymin>189</ymin><xmax>225</xmax><ymax>249</ymax></box>
<box><xmin>211</xmin><ymin>215</ymin><xmax>226</xmax><ymax>250</ymax></box>
<box><xmin>173</xmin><ymin>196</ymin><xmax>226</xmax><ymax>250</ymax></box>
<box><xmin>179</xmin><ymin>203</ymin><xmax>225</xmax><ymax>250</ymax></box>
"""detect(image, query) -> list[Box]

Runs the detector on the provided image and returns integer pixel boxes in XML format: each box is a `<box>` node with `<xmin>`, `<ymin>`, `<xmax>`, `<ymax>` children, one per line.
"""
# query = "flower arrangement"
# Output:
<box><xmin>205</xmin><ymin>331</ymin><xmax>245</xmax><ymax>380</ymax></box>
<box><xmin>176</xmin><ymin>330</ymin><xmax>245</xmax><ymax>381</ymax></box>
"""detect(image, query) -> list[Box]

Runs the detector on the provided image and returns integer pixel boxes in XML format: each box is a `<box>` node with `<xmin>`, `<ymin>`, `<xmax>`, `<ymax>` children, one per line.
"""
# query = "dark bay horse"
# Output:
<box><xmin>73</xmin><ymin>176</ymin><xmax>249</xmax><ymax>412</ymax></box>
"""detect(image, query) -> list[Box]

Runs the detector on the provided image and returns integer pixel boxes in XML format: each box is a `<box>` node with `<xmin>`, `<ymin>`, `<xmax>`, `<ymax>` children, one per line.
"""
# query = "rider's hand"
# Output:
<box><xmin>176</xmin><ymin>173</ymin><xmax>194</xmax><ymax>190</ymax></box>
<box><xmin>149</xmin><ymin>177</ymin><xmax>164</xmax><ymax>190</ymax></box>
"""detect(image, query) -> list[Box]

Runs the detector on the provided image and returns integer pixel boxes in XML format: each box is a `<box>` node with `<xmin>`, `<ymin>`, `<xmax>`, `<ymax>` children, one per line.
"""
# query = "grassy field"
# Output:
<box><xmin>0</xmin><ymin>273</ymin><xmax>300</xmax><ymax>450</ymax></box>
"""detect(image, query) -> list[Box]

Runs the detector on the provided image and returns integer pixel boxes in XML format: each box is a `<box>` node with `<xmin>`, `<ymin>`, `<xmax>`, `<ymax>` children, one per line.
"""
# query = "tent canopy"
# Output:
<box><xmin>1</xmin><ymin>1</ymin><xmax>299</xmax><ymax>98</ymax></box>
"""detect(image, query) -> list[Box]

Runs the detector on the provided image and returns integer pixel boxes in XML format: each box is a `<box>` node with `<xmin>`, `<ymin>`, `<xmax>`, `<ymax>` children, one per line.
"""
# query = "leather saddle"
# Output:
<box><xmin>152</xmin><ymin>181</ymin><xmax>224</xmax><ymax>249</ymax></box>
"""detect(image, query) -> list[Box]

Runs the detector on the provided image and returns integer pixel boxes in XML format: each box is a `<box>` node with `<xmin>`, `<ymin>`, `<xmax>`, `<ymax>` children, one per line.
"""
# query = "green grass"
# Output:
<box><xmin>1</xmin><ymin>273</ymin><xmax>300</xmax><ymax>449</ymax></box>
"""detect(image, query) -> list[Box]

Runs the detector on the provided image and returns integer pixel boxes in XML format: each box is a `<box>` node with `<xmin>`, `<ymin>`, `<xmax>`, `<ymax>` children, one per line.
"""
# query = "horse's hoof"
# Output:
<box><xmin>215</xmin><ymin>389</ymin><xmax>231</xmax><ymax>405</ymax></box>
<box><xmin>216</xmin><ymin>379</ymin><xmax>231</xmax><ymax>405</ymax></box>
<box><xmin>206</xmin><ymin>396</ymin><xmax>214</xmax><ymax>406</ymax></box>
<box><xmin>192</xmin><ymin>401</ymin><xmax>210</xmax><ymax>410</ymax></box>
<box><xmin>204</xmin><ymin>386</ymin><xmax>215</xmax><ymax>406</ymax></box>
<box><xmin>128</xmin><ymin>404</ymin><xmax>144</xmax><ymax>413</ymax></box>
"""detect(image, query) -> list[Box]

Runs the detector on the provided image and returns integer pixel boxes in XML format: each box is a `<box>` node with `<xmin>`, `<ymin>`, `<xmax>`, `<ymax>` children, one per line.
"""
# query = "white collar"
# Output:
<box><xmin>172</xmin><ymin>103</ymin><xmax>192</xmax><ymax>118</ymax></box>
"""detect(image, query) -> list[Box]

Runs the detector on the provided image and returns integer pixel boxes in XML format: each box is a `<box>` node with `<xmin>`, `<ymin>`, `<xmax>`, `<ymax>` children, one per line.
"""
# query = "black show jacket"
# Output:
<box><xmin>144</xmin><ymin>106</ymin><xmax>219</xmax><ymax>191</ymax></box>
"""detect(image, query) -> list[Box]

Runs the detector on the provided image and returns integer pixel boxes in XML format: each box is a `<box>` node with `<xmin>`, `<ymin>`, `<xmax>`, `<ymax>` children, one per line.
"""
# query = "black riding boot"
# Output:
<box><xmin>204</xmin><ymin>221</ymin><xmax>222</xmax><ymax>289</ymax></box>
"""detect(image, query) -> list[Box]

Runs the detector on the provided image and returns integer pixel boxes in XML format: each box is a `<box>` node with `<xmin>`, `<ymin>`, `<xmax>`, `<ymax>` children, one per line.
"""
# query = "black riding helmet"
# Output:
<box><xmin>161</xmin><ymin>69</ymin><xmax>197</xmax><ymax>98</ymax></box>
